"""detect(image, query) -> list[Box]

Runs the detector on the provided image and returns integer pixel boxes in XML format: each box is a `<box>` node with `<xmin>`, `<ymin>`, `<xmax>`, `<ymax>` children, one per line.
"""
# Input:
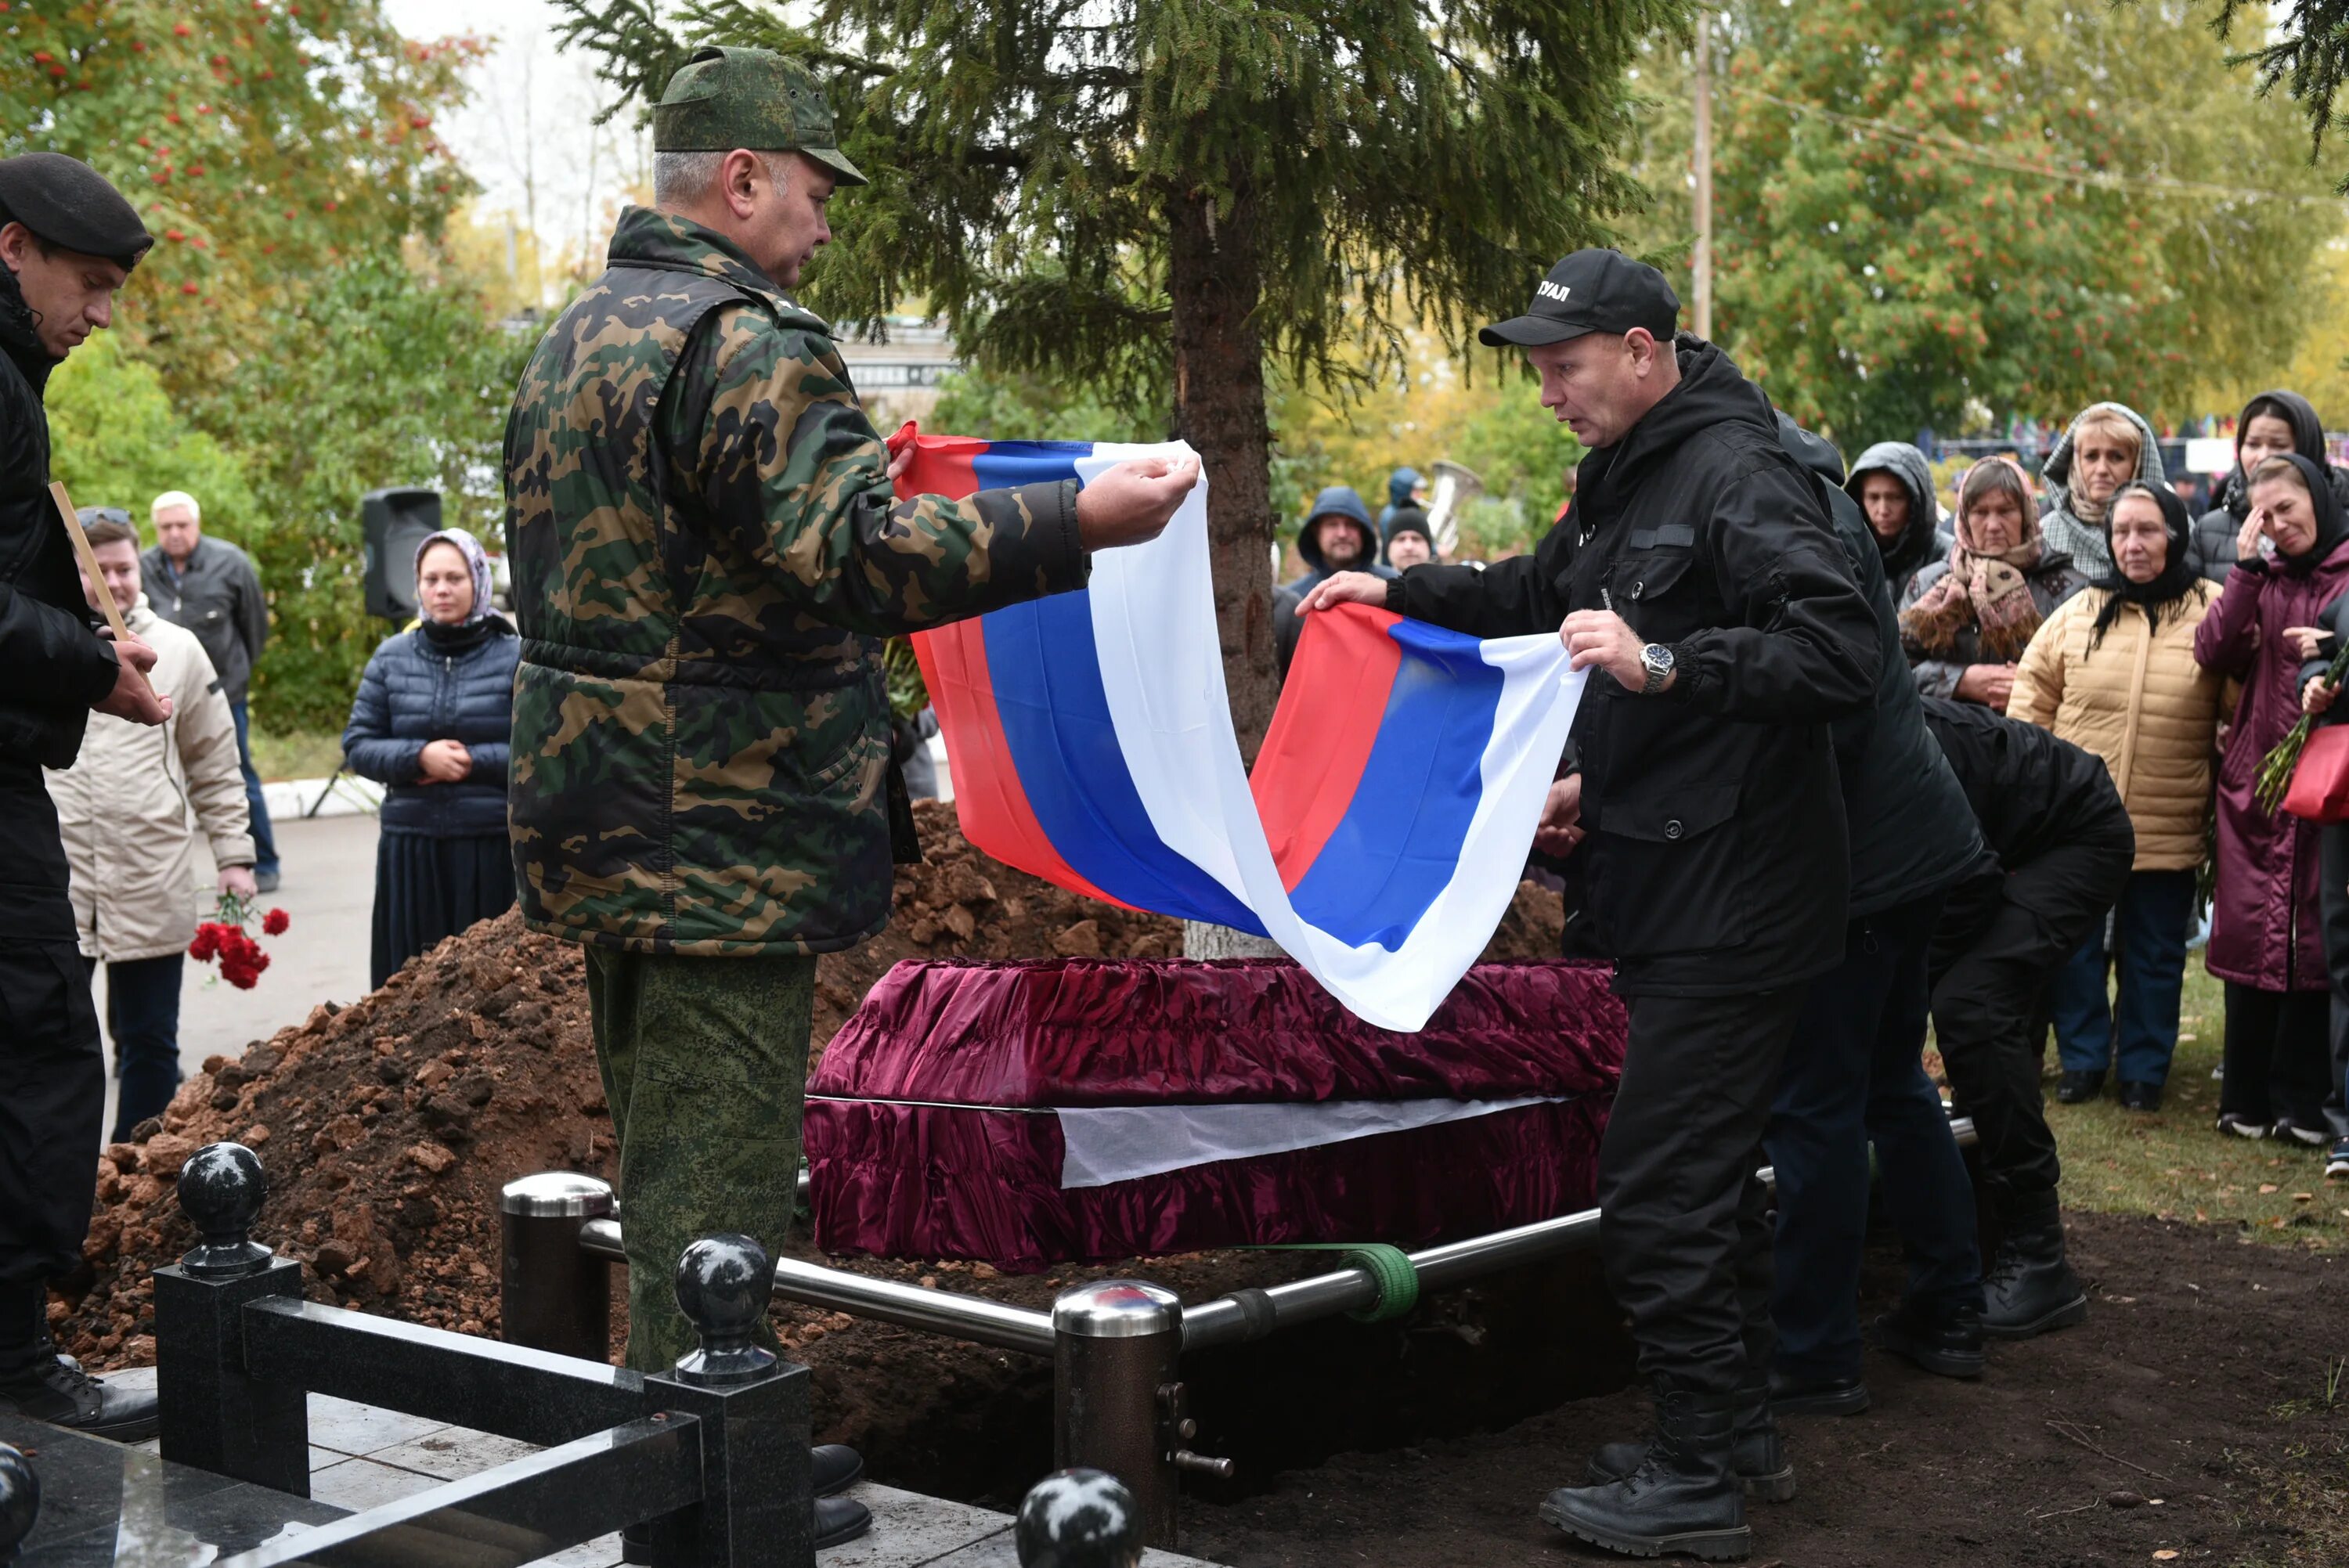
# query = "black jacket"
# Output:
<box><xmin>1778</xmin><ymin>417</ymin><xmax>1985</xmax><ymax>919</ymax></box>
<box><xmin>0</xmin><ymin>267</ymin><xmax>117</xmax><ymax>773</ymax></box>
<box><xmin>343</xmin><ymin>620</ymin><xmax>520</xmax><ymax>838</ymax></box>
<box><xmin>141</xmin><ymin>535</ymin><xmax>268</xmax><ymax>705</ymax></box>
<box><xmin>1919</xmin><ymin>697</ymin><xmax>2134</xmax><ymax>889</ymax></box>
<box><xmin>1390</xmin><ymin>337</ymin><xmax>1881</xmax><ymax>995</ymax></box>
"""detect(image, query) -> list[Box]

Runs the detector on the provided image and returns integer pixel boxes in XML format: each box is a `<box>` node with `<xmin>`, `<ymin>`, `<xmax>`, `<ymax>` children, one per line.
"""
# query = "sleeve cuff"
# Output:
<box><xmin>75</xmin><ymin>639</ymin><xmax>121</xmax><ymax>706</ymax></box>
<box><xmin>1016</xmin><ymin>478</ymin><xmax>1089</xmax><ymax>594</ymax></box>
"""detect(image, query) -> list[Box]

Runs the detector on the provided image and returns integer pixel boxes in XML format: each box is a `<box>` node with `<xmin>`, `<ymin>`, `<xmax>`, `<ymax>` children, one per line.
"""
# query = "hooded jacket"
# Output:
<box><xmin>1274</xmin><ymin>486</ymin><xmax>1392</xmax><ymax>676</ymax></box>
<box><xmin>1379</xmin><ymin>467</ymin><xmax>1423</xmax><ymax>539</ymax></box>
<box><xmin>1781</xmin><ymin>417</ymin><xmax>1984</xmax><ymax>917</ymax></box>
<box><xmin>2194</xmin><ymin>451</ymin><xmax>2349</xmax><ymax>991</ymax></box>
<box><xmin>1389</xmin><ymin>335</ymin><xmax>1881</xmax><ymax>996</ymax></box>
<box><xmin>2187</xmin><ymin>390</ymin><xmax>2349</xmax><ymax>582</ymax></box>
<box><xmin>1845</xmin><ymin>441</ymin><xmax>1952</xmax><ymax>603</ymax></box>
<box><xmin>2008</xmin><ymin>484</ymin><xmax>2221</xmax><ymax>872</ymax></box>
<box><xmin>44</xmin><ymin>599</ymin><xmax>254</xmax><ymax>961</ymax></box>
<box><xmin>2040</xmin><ymin>402</ymin><xmax>2168</xmax><ymax>579</ymax></box>
<box><xmin>0</xmin><ymin>261</ymin><xmax>121</xmax><ymax>778</ymax></box>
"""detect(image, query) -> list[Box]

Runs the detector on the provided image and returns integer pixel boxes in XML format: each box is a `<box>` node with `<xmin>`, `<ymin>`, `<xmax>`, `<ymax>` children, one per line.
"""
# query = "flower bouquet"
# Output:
<box><xmin>189</xmin><ymin>893</ymin><xmax>290</xmax><ymax>989</ymax></box>
<box><xmin>2257</xmin><ymin>640</ymin><xmax>2349</xmax><ymax>813</ymax></box>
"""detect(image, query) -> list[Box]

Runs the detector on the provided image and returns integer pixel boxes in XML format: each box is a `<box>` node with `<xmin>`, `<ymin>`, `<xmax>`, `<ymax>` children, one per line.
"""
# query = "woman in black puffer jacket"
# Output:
<box><xmin>343</xmin><ymin>528</ymin><xmax>519</xmax><ymax>987</ymax></box>
<box><xmin>2188</xmin><ymin>390</ymin><xmax>2349</xmax><ymax>582</ymax></box>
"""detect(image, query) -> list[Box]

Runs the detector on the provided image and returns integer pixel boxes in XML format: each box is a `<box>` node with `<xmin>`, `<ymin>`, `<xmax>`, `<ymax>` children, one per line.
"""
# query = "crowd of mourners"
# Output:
<box><xmin>1291</xmin><ymin>393</ymin><xmax>2349</xmax><ymax>1184</ymax></box>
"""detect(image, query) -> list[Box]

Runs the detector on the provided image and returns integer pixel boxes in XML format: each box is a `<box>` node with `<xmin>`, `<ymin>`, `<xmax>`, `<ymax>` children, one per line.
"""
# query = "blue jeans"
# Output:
<box><xmin>1765</xmin><ymin>892</ymin><xmax>1983</xmax><ymax>1382</ymax></box>
<box><xmin>229</xmin><ymin>698</ymin><xmax>280</xmax><ymax>878</ymax></box>
<box><xmin>83</xmin><ymin>953</ymin><xmax>184</xmax><ymax>1143</ymax></box>
<box><xmin>2048</xmin><ymin>868</ymin><xmax>2195</xmax><ymax>1087</ymax></box>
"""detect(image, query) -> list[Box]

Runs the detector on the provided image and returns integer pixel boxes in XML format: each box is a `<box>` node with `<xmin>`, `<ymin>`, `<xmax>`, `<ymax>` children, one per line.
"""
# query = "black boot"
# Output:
<box><xmin>1981</xmin><ymin>1198</ymin><xmax>2087</xmax><ymax>1340</ymax></box>
<box><xmin>1585</xmin><ymin>1377</ymin><xmax>1795</xmax><ymax>1504</ymax></box>
<box><xmin>1872</xmin><ymin>1298</ymin><xmax>1984</xmax><ymax>1379</ymax></box>
<box><xmin>1540</xmin><ymin>1380</ymin><xmax>1751</xmax><ymax>1562</ymax></box>
<box><xmin>0</xmin><ymin>1280</ymin><xmax>158</xmax><ymax>1444</ymax></box>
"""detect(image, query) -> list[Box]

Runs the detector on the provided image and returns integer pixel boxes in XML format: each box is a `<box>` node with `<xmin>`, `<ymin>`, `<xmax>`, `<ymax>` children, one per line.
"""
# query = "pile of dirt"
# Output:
<box><xmin>56</xmin><ymin>798</ymin><xmax>1570</xmax><ymax>1368</ymax></box>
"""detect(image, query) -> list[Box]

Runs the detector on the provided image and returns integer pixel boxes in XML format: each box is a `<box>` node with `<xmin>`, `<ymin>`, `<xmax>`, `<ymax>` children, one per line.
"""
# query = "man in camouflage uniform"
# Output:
<box><xmin>503</xmin><ymin>45</ymin><xmax>1196</xmax><ymax>1547</ymax></box>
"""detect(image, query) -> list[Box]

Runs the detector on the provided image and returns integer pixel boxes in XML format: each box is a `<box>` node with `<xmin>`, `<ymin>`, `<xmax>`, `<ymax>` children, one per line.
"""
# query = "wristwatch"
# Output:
<box><xmin>1638</xmin><ymin>643</ymin><xmax>1675</xmax><ymax>695</ymax></box>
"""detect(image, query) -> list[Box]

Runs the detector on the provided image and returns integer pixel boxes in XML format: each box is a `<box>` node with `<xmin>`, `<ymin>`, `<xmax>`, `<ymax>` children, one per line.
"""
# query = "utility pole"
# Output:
<box><xmin>1692</xmin><ymin>10</ymin><xmax>1714</xmax><ymax>340</ymax></box>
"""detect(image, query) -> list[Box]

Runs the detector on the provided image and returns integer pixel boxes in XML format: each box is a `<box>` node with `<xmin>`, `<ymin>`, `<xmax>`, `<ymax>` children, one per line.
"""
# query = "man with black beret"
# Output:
<box><xmin>0</xmin><ymin>150</ymin><xmax>172</xmax><ymax>1441</ymax></box>
<box><xmin>1304</xmin><ymin>250</ymin><xmax>1881</xmax><ymax>1559</ymax></box>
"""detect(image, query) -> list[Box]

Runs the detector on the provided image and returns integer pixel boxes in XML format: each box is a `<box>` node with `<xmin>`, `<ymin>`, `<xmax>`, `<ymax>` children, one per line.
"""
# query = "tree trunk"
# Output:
<box><xmin>1167</xmin><ymin>176</ymin><xmax>1278</xmax><ymax>763</ymax></box>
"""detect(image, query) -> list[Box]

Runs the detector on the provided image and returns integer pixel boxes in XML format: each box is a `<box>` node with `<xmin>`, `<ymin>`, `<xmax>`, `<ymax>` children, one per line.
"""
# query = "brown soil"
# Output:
<box><xmin>1178</xmin><ymin>1210</ymin><xmax>2349</xmax><ymax>1568</ymax></box>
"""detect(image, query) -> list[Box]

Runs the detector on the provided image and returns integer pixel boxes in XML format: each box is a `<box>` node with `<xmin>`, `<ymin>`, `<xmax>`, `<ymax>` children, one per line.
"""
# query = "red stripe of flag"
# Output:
<box><xmin>1249</xmin><ymin>603</ymin><xmax>1404</xmax><ymax>892</ymax></box>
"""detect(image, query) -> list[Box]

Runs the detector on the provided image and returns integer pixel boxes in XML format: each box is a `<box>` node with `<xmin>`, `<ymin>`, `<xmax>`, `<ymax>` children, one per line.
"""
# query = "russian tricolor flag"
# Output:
<box><xmin>901</xmin><ymin>434</ymin><xmax>1586</xmax><ymax>1033</ymax></box>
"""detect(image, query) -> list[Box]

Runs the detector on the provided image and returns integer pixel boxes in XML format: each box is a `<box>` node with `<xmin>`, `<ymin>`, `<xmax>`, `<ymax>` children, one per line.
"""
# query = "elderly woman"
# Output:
<box><xmin>1900</xmin><ymin>456</ymin><xmax>2088</xmax><ymax>708</ymax></box>
<box><xmin>2039</xmin><ymin>402</ymin><xmax>2168</xmax><ymax>582</ymax></box>
<box><xmin>343</xmin><ymin>529</ymin><xmax>519</xmax><ymax>989</ymax></box>
<box><xmin>2195</xmin><ymin>454</ymin><xmax>2349</xmax><ymax>1144</ymax></box>
<box><xmin>2011</xmin><ymin>484</ymin><xmax>2221</xmax><ymax>1111</ymax></box>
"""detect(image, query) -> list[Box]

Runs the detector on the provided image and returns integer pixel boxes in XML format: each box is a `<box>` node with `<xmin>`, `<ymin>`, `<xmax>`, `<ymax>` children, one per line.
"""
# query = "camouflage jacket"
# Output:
<box><xmin>504</xmin><ymin>207</ymin><xmax>1085</xmax><ymax>956</ymax></box>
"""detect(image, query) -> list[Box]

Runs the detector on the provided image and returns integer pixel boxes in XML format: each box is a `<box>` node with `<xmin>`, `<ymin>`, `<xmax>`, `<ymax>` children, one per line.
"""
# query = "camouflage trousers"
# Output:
<box><xmin>583</xmin><ymin>946</ymin><xmax>814</xmax><ymax>1374</ymax></box>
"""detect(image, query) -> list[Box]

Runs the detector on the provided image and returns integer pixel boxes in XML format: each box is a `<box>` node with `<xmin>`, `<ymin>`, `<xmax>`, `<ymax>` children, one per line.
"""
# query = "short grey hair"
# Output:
<box><xmin>652</xmin><ymin>149</ymin><xmax>795</xmax><ymax>208</ymax></box>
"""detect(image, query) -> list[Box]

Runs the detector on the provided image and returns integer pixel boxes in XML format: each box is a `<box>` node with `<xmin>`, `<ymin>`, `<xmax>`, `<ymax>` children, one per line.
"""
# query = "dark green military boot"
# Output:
<box><xmin>1582</xmin><ymin>1375</ymin><xmax>1794</xmax><ymax>1503</ymax></box>
<box><xmin>1541</xmin><ymin>1380</ymin><xmax>1750</xmax><ymax>1561</ymax></box>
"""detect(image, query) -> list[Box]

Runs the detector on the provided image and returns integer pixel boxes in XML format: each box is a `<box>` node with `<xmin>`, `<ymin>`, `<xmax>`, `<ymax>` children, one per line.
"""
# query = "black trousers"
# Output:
<box><xmin>1599</xmin><ymin>985</ymin><xmax>1806</xmax><ymax>1396</ymax></box>
<box><xmin>0</xmin><ymin>768</ymin><xmax>103</xmax><ymax>1309</ymax></box>
<box><xmin>2220</xmin><ymin>982</ymin><xmax>2331</xmax><ymax>1127</ymax></box>
<box><xmin>1929</xmin><ymin>831</ymin><xmax>2131</xmax><ymax>1223</ymax></box>
<box><xmin>2315</xmin><ymin>823</ymin><xmax>2349</xmax><ymax>1138</ymax></box>
<box><xmin>1766</xmin><ymin>892</ymin><xmax>1979</xmax><ymax>1382</ymax></box>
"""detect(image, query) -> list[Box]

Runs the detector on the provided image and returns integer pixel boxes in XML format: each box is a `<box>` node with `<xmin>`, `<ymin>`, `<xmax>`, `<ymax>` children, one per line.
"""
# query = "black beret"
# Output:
<box><xmin>0</xmin><ymin>153</ymin><xmax>152</xmax><ymax>269</ymax></box>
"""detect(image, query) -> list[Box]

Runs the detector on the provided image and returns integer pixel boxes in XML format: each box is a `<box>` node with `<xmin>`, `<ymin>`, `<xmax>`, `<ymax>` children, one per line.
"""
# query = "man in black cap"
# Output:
<box><xmin>1302</xmin><ymin>250</ymin><xmax>1880</xmax><ymax>1561</ymax></box>
<box><xmin>0</xmin><ymin>150</ymin><xmax>171</xmax><ymax>1440</ymax></box>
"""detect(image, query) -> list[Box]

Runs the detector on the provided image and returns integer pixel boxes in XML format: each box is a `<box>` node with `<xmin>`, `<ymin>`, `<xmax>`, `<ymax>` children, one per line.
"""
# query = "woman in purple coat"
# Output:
<box><xmin>2194</xmin><ymin>453</ymin><xmax>2349</xmax><ymax>1143</ymax></box>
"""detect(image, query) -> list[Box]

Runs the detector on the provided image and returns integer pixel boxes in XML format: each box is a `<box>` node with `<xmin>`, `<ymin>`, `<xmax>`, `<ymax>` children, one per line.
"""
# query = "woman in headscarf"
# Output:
<box><xmin>2039</xmin><ymin>402</ymin><xmax>2169</xmax><ymax>581</ymax></box>
<box><xmin>2194</xmin><ymin>453</ymin><xmax>2349</xmax><ymax>1144</ymax></box>
<box><xmin>2187</xmin><ymin>391</ymin><xmax>2349</xmax><ymax>582</ymax></box>
<box><xmin>1898</xmin><ymin>456</ymin><xmax>2088</xmax><ymax>708</ymax></box>
<box><xmin>1845</xmin><ymin>440</ymin><xmax>1952</xmax><ymax>603</ymax></box>
<box><xmin>342</xmin><ymin>528</ymin><xmax>520</xmax><ymax>989</ymax></box>
<box><xmin>2011</xmin><ymin>483</ymin><xmax>2223</xmax><ymax>1111</ymax></box>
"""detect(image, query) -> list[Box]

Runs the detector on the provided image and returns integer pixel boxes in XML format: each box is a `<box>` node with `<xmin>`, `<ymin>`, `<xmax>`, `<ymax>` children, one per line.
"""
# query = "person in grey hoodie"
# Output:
<box><xmin>1273</xmin><ymin>485</ymin><xmax>1391</xmax><ymax>676</ymax></box>
<box><xmin>2188</xmin><ymin>390</ymin><xmax>2349</xmax><ymax>582</ymax></box>
<box><xmin>1846</xmin><ymin>441</ymin><xmax>1951</xmax><ymax>604</ymax></box>
<box><xmin>2038</xmin><ymin>402</ymin><xmax>2167</xmax><ymax>581</ymax></box>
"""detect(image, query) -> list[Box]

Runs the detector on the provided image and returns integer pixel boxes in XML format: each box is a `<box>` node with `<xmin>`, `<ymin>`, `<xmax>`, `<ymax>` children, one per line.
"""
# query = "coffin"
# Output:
<box><xmin>804</xmin><ymin>958</ymin><xmax>1626</xmax><ymax>1271</ymax></box>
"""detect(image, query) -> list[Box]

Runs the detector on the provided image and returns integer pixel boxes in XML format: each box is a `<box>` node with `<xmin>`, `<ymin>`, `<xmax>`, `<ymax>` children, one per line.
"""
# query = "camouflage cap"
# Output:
<box><xmin>652</xmin><ymin>45</ymin><xmax>868</xmax><ymax>186</ymax></box>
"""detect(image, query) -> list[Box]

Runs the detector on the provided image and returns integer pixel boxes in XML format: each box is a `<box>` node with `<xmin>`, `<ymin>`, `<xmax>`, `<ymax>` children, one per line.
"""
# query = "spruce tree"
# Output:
<box><xmin>550</xmin><ymin>0</ymin><xmax>1672</xmax><ymax>752</ymax></box>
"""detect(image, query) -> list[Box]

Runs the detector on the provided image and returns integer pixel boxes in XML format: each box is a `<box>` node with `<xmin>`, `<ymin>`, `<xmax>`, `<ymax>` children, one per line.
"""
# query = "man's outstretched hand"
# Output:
<box><xmin>93</xmin><ymin>636</ymin><xmax>171</xmax><ymax>726</ymax></box>
<box><xmin>1296</xmin><ymin>571</ymin><xmax>1391</xmax><ymax>614</ymax></box>
<box><xmin>1074</xmin><ymin>456</ymin><xmax>1201</xmax><ymax>550</ymax></box>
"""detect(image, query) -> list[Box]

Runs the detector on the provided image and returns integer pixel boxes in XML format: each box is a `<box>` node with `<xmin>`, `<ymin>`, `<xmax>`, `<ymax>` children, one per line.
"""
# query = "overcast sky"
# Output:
<box><xmin>381</xmin><ymin>0</ymin><xmax>648</xmax><ymax>287</ymax></box>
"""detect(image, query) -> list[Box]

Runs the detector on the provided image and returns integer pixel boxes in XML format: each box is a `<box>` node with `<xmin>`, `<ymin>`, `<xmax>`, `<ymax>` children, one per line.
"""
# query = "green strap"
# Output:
<box><xmin>1247</xmin><ymin>1242</ymin><xmax>1420</xmax><ymax>1324</ymax></box>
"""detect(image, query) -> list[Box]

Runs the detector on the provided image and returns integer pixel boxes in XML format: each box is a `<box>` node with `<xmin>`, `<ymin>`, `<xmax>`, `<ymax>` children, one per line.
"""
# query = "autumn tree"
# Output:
<box><xmin>553</xmin><ymin>0</ymin><xmax>1672</xmax><ymax>754</ymax></box>
<box><xmin>1649</xmin><ymin>0</ymin><xmax>2335</xmax><ymax>445</ymax></box>
<box><xmin>5</xmin><ymin>0</ymin><xmax>526</xmax><ymax>727</ymax></box>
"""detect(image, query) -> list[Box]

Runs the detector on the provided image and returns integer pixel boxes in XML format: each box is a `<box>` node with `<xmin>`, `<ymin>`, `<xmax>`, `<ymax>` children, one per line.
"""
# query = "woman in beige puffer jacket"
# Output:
<box><xmin>2010</xmin><ymin>483</ymin><xmax>2223</xmax><ymax>1110</ymax></box>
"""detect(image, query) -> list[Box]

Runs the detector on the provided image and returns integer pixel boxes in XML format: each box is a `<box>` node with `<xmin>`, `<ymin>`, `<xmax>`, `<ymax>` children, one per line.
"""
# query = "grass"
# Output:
<box><xmin>247</xmin><ymin>727</ymin><xmax>345</xmax><ymax>784</ymax></box>
<box><xmin>2022</xmin><ymin>964</ymin><xmax>2348</xmax><ymax>1252</ymax></box>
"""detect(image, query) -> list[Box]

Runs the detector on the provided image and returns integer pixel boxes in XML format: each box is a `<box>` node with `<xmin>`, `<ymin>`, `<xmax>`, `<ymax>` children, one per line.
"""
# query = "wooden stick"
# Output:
<box><xmin>49</xmin><ymin>480</ymin><xmax>133</xmax><ymax>643</ymax></box>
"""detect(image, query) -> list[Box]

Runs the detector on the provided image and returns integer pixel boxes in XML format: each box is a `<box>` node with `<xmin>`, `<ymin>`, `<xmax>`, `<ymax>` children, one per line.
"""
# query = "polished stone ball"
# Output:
<box><xmin>177</xmin><ymin>1141</ymin><xmax>266</xmax><ymax>1242</ymax></box>
<box><xmin>0</xmin><ymin>1443</ymin><xmax>41</xmax><ymax>1557</ymax></box>
<box><xmin>673</xmin><ymin>1235</ymin><xmax>773</xmax><ymax>1343</ymax></box>
<box><xmin>1014</xmin><ymin>1469</ymin><xmax>1142</xmax><ymax>1568</ymax></box>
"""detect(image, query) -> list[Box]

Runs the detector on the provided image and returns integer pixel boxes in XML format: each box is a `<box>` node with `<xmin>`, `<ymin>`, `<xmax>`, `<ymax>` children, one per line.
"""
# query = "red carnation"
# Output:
<box><xmin>262</xmin><ymin>907</ymin><xmax>290</xmax><ymax>936</ymax></box>
<box><xmin>187</xmin><ymin>923</ymin><xmax>221</xmax><ymax>961</ymax></box>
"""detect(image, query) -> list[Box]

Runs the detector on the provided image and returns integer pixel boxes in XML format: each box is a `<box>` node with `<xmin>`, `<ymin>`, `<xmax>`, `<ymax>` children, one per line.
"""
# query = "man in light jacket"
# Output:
<box><xmin>46</xmin><ymin>511</ymin><xmax>254</xmax><ymax>1141</ymax></box>
<box><xmin>142</xmin><ymin>488</ymin><xmax>276</xmax><ymax>889</ymax></box>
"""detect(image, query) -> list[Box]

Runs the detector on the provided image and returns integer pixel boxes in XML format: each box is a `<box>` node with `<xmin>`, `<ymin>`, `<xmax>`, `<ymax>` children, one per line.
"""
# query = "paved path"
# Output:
<box><xmin>95</xmin><ymin>813</ymin><xmax>381</xmax><ymax>1141</ymax></box>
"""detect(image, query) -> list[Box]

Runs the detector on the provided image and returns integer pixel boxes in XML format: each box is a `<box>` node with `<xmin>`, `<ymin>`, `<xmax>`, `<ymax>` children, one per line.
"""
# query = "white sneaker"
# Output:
<box><xmin>2216</xmin><ymin>1112</ymin><xmax>2268</xmax><ymax>1139</ymax></box>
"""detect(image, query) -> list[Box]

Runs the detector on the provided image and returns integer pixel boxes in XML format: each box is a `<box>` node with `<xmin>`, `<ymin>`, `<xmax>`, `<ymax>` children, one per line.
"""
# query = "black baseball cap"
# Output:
<box><xmin>1478</xmin><ymin>249</ymin><xmax>1680</xmax><ymax>348</ymax></box>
